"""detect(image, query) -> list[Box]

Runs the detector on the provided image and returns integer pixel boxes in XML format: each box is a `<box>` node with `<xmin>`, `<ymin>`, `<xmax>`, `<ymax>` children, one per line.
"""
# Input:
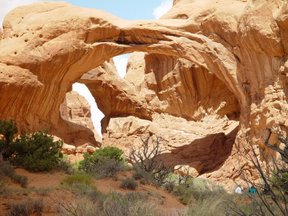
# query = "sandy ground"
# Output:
<box><xmin>0</xmin><ymin>169</ymin><xmax>185</xmax><ymax>215</ymax></box>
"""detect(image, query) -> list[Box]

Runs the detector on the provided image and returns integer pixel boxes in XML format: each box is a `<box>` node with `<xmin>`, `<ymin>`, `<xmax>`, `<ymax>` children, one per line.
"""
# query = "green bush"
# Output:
<box><xmin>93</xmin><ymin>146</ymin><xmax>124</xmax><ymax>163</ymax></box>
<box><xmin>0</xmin><ymin>120</ymin><xmax>64</xmax><ymax>172</ymax></box>
<box><xmin>120</xmin><ymin>178</ymin><xmax>138</xmax><ymax>190</ymax></box>
<box><xmin>79</xmin><ymin>147</ymin><xmax>124</xmax><ymax>178</ymax></box>
<box><xmin>10</xmin><ymin>131</ymin><xmax>63</xmax><ymax>172</ymax></box>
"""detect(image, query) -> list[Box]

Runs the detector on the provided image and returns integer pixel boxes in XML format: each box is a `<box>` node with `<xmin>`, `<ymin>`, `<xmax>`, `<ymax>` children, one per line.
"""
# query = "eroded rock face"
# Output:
<box><xmin>102</xmin><ymin>114</ymin><xmax>239</xmax><ymax>175</ymax></box>
<box><xmin>0</xmin><ymin>0</ymin><xmax>287</xmax><ymax>187</ymax></box>
<box><xmin>126</xmin><ymin>53</ymin><xmax>240</xmax><ymax>121</ymax></box>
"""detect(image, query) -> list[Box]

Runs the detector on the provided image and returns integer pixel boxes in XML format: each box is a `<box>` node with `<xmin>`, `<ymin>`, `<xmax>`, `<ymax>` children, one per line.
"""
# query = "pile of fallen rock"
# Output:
<box><xmin>62</xmin><ymin>143</ymin><xmax>96</xmax><ymax>155</ymax></box>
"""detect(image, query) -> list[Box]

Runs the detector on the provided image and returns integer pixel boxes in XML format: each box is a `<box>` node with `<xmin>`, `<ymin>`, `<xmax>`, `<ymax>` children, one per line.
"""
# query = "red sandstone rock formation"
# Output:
<box><xmin>0</xmin><ymin>0</ymin><xmax>287</xmax><ymax>187</ymax></box>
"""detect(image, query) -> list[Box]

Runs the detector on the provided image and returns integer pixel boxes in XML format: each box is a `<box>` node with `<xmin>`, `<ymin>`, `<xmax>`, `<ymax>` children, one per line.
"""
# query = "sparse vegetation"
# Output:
<box><xmin>184</xmin><ymin>194</ymin><xmax>229</xmax><ymax>216</ymax></box>
<box><xmin>61</xmin><ymin>172</ymin><xmax>102</xmax><ymax>200</ymax></box>
<box><xmin>173</xmin><ymin>178</ymin><xmax>225</xmax><ymax>205</ymax></box>
<box><xmin>0</xmin><ymin>162</ymin><xmax>27</xmax><ymax>187</ymax></box>
<box><xmin>58</xmin><ymin>197</ymin><xmax>98</xmax><ymax>216</ymax></box>
<box><xmin>79</xmin><ymin>146</ymin><xmax>125</xmax><ymax>178</ymax></box>
<box><xmin>6</xmin><ymin>199</ymin><xmax>44</xmax><ymax>216</ymax></box>
<box><xmin>5</xmin><ymin>120</ymin><xmax>288</xmax><ymax>216</ymax></box>
<box><xmin>59</xmin><ymin>192</ymin><xmax>158</xmax><ymax>216</ymax></box>
<box><xmin>102</xmin><ymin>192</ymin><xmax>158</xmax><ymax>216</ymax></box>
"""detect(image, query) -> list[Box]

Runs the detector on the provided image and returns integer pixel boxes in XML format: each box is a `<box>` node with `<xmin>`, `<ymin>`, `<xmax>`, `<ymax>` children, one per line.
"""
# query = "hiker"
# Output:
<box><xmin>235</xmin><ymin>185</ymin><xmax>243</xmax><ymax>194</ymax></box>
<box><xmin>248</xmin><ymin>185</ymin><xmax>257</xmax><ymax>195</ymax></box>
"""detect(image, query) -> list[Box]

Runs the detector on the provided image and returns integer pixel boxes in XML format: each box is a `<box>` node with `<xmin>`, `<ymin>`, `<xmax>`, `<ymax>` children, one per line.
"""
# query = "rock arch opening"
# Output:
<box><xmin>59</xmin><ymin>83</ymin><xmax>102</xmax><ymax>147</ymax></box>
<box><xmin>90</xmin><ymin>51</ymin><xmax>241</xmax><ymax>176</ymax></box>
<box><xmin>71</xmin><ymin>83</ymin><xmax>104</xmax><ymax>138</ymax></box>
<box><xmin>113</xmin><ymin>54</ymin><xmax>130</xmax><ymax>79</ymax></box>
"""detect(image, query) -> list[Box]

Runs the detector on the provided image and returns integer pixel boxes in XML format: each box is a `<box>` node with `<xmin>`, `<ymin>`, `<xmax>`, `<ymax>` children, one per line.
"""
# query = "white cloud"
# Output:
<box><xmin>153</xmin><ymin>0</ymin><xmax>173</xmax><ymax>19</ymax></box>
<box><xmin>113</xmin><ymin>54</ymin><xmax>130</xmax><ymax>79</ymax></box>
<box><xmin>0</xmin><ymin>0</ymin><xmax>41</xmax><ymax>28</ymax></box>
<box><xmin>72</xmin><ymin>83</ymin><xmax>104</xmax><ymax>137</ymax></box>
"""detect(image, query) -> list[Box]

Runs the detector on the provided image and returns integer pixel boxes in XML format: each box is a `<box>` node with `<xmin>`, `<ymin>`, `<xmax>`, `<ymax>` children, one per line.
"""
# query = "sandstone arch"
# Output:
<box><xmin>0</xmin><ymin>0</ymin><xmax>287</xmax><ymax>186</ymax></box>
<box><xmin>0</xmin><ymin>2</ymin><xmax>243</xmax><ymax>132</ymax></box>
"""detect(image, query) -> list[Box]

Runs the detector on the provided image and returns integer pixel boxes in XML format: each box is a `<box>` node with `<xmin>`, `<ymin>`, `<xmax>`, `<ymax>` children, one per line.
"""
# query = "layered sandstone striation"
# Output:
<box><xmin>0</xmin><ymin>0</ymin><xmax>287</xmax><ymax>186</ymax></box>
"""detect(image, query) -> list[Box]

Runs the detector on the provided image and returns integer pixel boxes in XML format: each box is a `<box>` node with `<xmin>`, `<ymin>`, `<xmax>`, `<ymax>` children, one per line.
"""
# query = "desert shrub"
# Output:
<box><xmin>82</xmin><ymin>146</ymin><xmax>124</xmax><ymax>165</ymax></box>
<box><xmin>0</xmin><ymin>120</ymin><xmax>17</xmax><ymax>161</ymax></box>
<box><xmin>0</xmin><ymin>162</ymin><xmax>27</xmax><ymax>187</ymax></box>
<box><xmin>0</xmin><ymin>120</ymin><xmax>64</xmax><ymax>172</ymax></box>
<box><xmin>10</xmin><ymin>131</ymin><xmax>63</xmax><ymax>172</ymax></box>
<box><xmin>62</xmin><ymin>172</ymin><xmax>104</xmax><ymax>202</ymax></box>
<box><xmin>79</xmin><ymin>147</ymin><xmax>124</xmax><ymax>178</ymax></box>
<box><xmin>173</xmin><ymin>178</ymin><xmax>225</xmax><ymax>205</ymax></box>
<box><xmin>224</xmin><ymin>195</ymin><xmax>283</xmax><ymax>216</ymax></box>
<box><xmin>0</xmin><ymin>180</ymin><xmax>6</xmax><ymax>194</ymax></box>
<box><xmin>133</xmin><ymin>170</ymin><xmax>144</xmax><ymax>180</ymax></box>
<box><xmin>129</xmin><ymin>135</ymin><xmax>173</xmax><ymax>186</ymax></box>
<box><xmin>62</xmin><ymin>173</ymin><xmax>100</xmax><ymax>198</ymax></box>
<box><xmin>59</xmin><ymin>191</ymin><xmax>158</xmax><ymax>216</ymax></box>
<box><xmin>57</xmin><ymin>155</ymin><xmax>74</xmax><ymax>174</ymax></box>
<box><xmin>0</xmin><ymin>161</ymin><xmax>15</xmax><ymax>177</ymax></box>
<box><xmin>102</xmin><ymin>192</ymin><xmax>159</xmax><ymax>216</ymax></box>
<box><xmin>163</xmin><ymin>181</ymin><xmax>175</xmax><ymax>192</ymax></box>
<box><xmin>184</xmin><ymin>195</ymin><xmax>229</xmax><ymax>216</ymax></box>
<box><xmin>92</xmin><ymin>146</ymin><xmax>124</xmax><ymax>163</ymax></box>
<box><xmin>58</xmin><ymin>198</ymin><xmax>98</xmax><ymax>216</ymax></box>
<box><xmin>120</xmin><ymin>178</ymin><xmax>138</xmax><ymax>190</ymax></box>
<box><xmin>132</xmin><ymin>166</ymin><xmax>154</xmax><ymax>185</ymax></box>
<box><xmin>7</xmin><ymin>199</ymin><xmax>43</xmax><ymax>216</ymax></box>
<box><xmin>11</xmin><ymin>174</ymin><xmax>28</xmax><ymax>188</ymax></box>
<box><xmin>62</xmin><ymin>172</ymin><xmax>93</xmax><ymax>187</ymax></box>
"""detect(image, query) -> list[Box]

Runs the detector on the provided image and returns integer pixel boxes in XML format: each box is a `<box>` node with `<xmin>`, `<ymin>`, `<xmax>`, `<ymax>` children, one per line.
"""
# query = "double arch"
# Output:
<box><xmin>0</xmin><ymin>2</ymin><xmax>245</xmax><ymax>145</ymax></box>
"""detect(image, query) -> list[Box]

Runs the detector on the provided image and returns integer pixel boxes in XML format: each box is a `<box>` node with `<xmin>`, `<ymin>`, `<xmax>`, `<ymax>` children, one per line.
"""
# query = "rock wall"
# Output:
<box><xmin>0</xmin><ymin>0</ymin><xmax>287</xmax><ymax>187</ymax></box>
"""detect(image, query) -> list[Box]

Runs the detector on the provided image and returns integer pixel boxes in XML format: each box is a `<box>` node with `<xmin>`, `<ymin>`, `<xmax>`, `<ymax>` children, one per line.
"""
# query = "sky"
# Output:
<box><xmin>0</xmin><ymin>0</ymin><xmax>173</xmax><ymax>136</ymax></box>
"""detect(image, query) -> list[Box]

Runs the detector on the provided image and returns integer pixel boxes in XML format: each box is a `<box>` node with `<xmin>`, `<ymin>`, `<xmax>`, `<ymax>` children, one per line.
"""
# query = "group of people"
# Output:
<box><xmin>235</xmin><ymin>185</ymin><xmax>257</xmax><ymax>195</ymax></box>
